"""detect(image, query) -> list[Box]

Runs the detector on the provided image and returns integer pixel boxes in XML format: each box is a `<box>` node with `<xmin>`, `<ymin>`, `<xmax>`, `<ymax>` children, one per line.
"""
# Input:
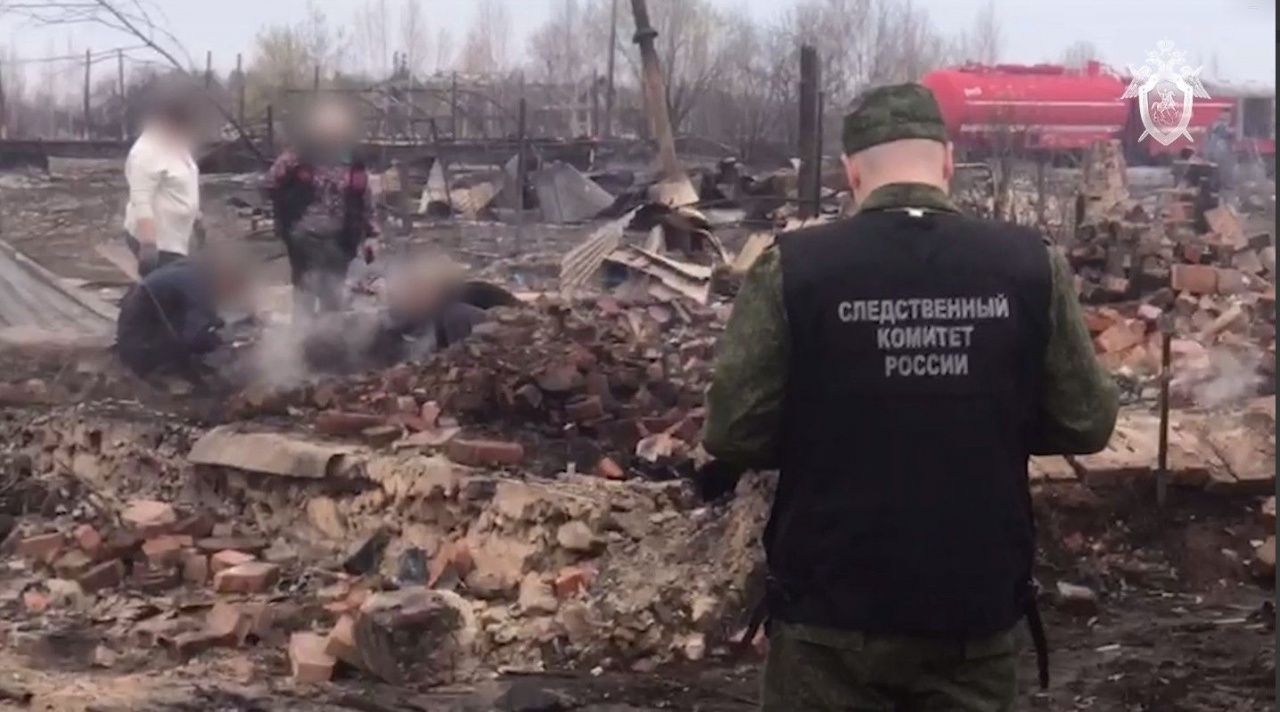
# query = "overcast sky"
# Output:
<box><xmin>1</xmin><ymin>0</ymin><xmax>1274</xmax><ymax>85</ymax></box>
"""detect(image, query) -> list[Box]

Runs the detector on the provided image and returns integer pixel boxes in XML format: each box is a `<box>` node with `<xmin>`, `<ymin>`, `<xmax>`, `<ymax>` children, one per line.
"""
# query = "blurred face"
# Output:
<box><xmin>305</xmin><ymin>101</ymin><xmax>359</xmax><ymax>155</ymax></box>
<box><xmin>388</xmin><ymin>276</ymin><xmax>448</xmax><ymax>319</ymax></box>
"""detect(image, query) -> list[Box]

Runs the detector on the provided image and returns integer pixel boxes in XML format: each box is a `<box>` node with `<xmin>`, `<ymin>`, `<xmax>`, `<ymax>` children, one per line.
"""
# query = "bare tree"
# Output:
<box><xmin>1061</xmin><ymin>40</ymin><xmax>1100</xmax><ymax>70</ymax></box>
<box><xmin>249</xmin><ymin>2</ymin><xmax>346</xmax><ymax>89</ymax></box>
<box><xmin>611</xmin><ymin>0</ymin><xmax>733</xmax><ymax>132</ymax></box>
<box><xmin>353</xmin><ymin>0</ymin><xmax>391</xmax><ymax>77</ymax></box>
<box><xmin>459</xmin><ymin>0</ymin><xmax>511</xmax><ymax>74</ymax></box>
<box><xmin>1</xmin><ymin>0</ymin><xmax>265</xmax><ymax>154</ymax></box>
<box><xmin>955</xmin><ymin>0</ymin><xmax>1001</xmax><ymax>65</ymax></box>
<box><xmin>399</xmin><ymin>0</ymin><xmax>429</xmax><ymax>78</ymax></box>
<box><xmin>528</xmin><ymin>0</ymin><xmax>585</xmax><ymax>84</ymax></box>
<box><xmin>434</xmin><ymin>28</ymin><xmax>455</xmax><ymax>73</ymax></box>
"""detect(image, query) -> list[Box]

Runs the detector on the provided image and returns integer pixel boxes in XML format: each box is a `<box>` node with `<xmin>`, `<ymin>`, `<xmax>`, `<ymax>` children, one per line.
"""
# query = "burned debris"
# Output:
<box><xmin>0</xmin><ymin>3</ymin><xmax>1272</xmax><ymax>709</ymax></box>
<box><xmin>1066</xmin><ymin>140</ymin><xmax>1276</xmax><ymax>403</ymax></box>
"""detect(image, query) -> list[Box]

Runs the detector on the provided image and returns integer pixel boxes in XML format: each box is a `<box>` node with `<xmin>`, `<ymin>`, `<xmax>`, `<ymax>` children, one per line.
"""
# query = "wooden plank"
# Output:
<box><xmin>1029</xmin><ymin>456</ymin><xmax>1077</xmax><ymax>482</ymax></box>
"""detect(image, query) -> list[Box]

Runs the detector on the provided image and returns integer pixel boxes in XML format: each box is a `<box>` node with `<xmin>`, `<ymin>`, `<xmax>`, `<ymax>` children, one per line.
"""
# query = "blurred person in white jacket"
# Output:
<box><xmin>123</xmin><ymin>93</ymin><xmax>201</xmax><ymax>276</ymax></box>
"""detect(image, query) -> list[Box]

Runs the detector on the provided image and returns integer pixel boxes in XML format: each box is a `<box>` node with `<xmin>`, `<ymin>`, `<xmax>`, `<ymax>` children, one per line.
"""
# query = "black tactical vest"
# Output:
<box><xmin>772</xmin><ymin>206</ymin><xmax>1052</xmax><ymax>638</ymax></box>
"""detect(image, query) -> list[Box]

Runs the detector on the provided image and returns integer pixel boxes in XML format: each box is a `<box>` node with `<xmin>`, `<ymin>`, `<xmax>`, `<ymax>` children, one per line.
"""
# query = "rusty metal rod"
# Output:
<box><xmin>1156</xmin><ymin>314</ymin><xmax>1174</xmax><ymax>508</ymax></box>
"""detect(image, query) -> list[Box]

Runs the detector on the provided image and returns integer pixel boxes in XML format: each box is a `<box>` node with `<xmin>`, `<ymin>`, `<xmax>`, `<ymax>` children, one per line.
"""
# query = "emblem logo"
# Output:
<box><xmin>1121</xmin><ymin>39</ymin><xmax>1211</xmax><ymax>146</ymax></box>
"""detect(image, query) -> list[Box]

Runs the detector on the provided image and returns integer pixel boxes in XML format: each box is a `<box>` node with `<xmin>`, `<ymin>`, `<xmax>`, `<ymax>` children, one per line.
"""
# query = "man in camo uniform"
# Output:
<box><xmin>702</xmin><ymin>83</ymin><xmax>1118</xmax><ymax>711</ymax></box>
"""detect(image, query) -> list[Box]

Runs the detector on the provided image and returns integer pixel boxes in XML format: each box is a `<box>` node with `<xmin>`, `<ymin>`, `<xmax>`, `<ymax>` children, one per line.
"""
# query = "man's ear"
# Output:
<box><xmin>942</xmin><ymin>142</ymin><xmax>955</xmax><ymax>183</ymax></box>
<box><xmin>842</xmin><ymin>154</ymin><xmax>861</xmax><ymax>193</ymax></box>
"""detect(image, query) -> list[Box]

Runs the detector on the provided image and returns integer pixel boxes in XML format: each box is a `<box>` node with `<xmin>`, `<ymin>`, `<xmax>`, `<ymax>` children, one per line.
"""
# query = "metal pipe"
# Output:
<box><xmin>1156</xmin><ymin>313</ymin><xmax>1174</xmax><ymax>508</ymax></box>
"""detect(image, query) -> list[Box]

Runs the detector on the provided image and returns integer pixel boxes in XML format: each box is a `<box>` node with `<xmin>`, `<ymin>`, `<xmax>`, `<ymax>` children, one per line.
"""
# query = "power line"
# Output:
<box><xmin>2</xmin><ymin>45</ymin><xmax>149</xmax><ymax>66</ymax></box>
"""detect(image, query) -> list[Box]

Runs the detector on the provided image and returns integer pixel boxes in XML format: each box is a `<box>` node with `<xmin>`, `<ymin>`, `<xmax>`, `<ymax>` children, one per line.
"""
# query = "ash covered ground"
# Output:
<box><xmin>0</xmin><ymin>161</ymin><xmax>1273</xmax><ymax>712</ymax></box>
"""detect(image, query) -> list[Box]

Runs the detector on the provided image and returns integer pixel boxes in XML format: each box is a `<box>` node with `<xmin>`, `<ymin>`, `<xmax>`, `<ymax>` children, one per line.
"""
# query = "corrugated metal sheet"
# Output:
<box><xmin>0</xmin><ymin>238</ymin><xmax>117</xmax><ymax>342</ymax></box>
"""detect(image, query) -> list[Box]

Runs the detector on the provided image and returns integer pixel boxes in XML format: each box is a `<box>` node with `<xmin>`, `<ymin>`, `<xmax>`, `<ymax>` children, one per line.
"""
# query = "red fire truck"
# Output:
<box><xmin>921</xmin><ymin>62</ymin><xmax>1275</xmax><ymax>166</ymax></box>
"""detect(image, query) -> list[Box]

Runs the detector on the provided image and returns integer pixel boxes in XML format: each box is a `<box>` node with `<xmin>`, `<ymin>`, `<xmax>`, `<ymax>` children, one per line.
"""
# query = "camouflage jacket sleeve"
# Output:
<box><xmin>703</xmin><ymin>246</ymin><xmax>789</xmax><ymax>469</ymax></box>
<box><xmin>1033</xmin><ymin>247</ymin><xmax>1119</xmax><ymax>455</ymax></box>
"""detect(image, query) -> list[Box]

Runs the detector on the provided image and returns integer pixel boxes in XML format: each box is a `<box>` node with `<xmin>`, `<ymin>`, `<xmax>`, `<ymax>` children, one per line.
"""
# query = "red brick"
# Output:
<box><xmin>23</xmin><ymin>589</ymin><xmax>50</xmax><ymax>613</ymax></box>
<box><xmin>1171</xmin><ymin>263</ymin><xmax>1218</xmax><ymax>294</ymax></box>
<box><xmin>1081</xmin><ymin>309</ymin><xmax>1116</xmax><ymax>334</ymax></box>
<box><xmin>16</xmin><ymin>532</ymin><xmax>64</xmax><ymax>563</ymax></box>
<box><xmin>553</xmin><ymin>565</ymin><xmax>598</xmax><ymax>599</ymax></box>
<box><xmin>200</xmin><ymin>602</ymin><xmax>274</xmax><ymax>644</ymax></box>
<box><xmin>142</xmin><ymin>535</ymin><xmax>192</xmax><ymax>567</ymax></box>
<box><xmin>210</xmin><ymin>549</ymin><xmax>256</xmax><ymax>574</ymax></box>
<box><xmin>324</xmin><ymin>615</ymin><xmax>360</xmax><ymax>666</ymax></box>
<box><xmin>213</xmin><ymin>561</ymin><xmax>280</xmax><ymax>594</ymax></box>
<box><xmin>289</xmin><ymin>632</ymin><xmax>336</xmax><ymax>683</ymax></box>
<box><xmin>315</xmin><ymin>411</ymin><xmax>387</xmax><ymax>437</ymax></box>
<box><xmin>197</xmin><ymin>537</ymin><xmax>267</xmax><ymax>554</ymax></box>
<box><xmin>239</xmin><ymin>602</ymin><xmax>276</xmax><ymax>640</ymax></box>
<box><xmin>77</xmin><ymin>559</ymin><xmax>125</xmax><ymax>592</ymax></box>
<box><xmin>73</xmin><ymin>524</ymin><xmax>103</xmax><ymax>557</ymax></box>
<box><xmin>595</xmin><ymin>457</ymin><xmax>625</xmax><ymax>480</ymax></box>
<box><xmin>1094</xmin><ymin>320</ymin><xmax>1144</xmax><ymax>354</ymax></box>
<box><xmin>182</xmin><ymin>550</ymin><xmax>209</xmax><ymax>586</ymax></box>
<box><xmin>121</xmin><ymin>500</ymin><xmax>177</xmax><ymax>537</ymax></box>
<box><xmin>445</xmin><ymin>438</ymin><xmax>524</xmax><ymax>467</ymax></box>
<box><xmin>427</xmin><ymin>540</ymin><xmax>474</xmax><ymax>587</ymax></box>
<box><xmin>167</xmin><ymin>631</ymin><xmax>225</xmax><ymax>660</ymax></box>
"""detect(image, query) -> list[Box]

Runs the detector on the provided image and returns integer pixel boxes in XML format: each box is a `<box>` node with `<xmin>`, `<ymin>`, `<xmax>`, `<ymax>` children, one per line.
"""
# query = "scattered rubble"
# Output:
<box><xmin>1067</xmin><ymin>140</ymin><xmax>1275</xmax><ymax>403</ymax></box>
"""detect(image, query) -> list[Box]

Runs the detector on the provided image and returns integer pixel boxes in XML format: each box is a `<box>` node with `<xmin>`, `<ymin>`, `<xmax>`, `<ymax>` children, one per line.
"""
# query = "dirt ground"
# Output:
<box><xmin>0</xmin><ymin>167</ymin><xmax>1273</xmax><ymax>711</ymax></box>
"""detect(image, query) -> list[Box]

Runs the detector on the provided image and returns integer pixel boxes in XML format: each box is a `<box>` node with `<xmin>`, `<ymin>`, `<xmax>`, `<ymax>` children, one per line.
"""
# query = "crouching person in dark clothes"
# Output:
<box><xmin>302</xmin><ymin>257</ymin><xmax>519</xmax><ymax>373</ymax></box>
<box><xmin>269</xmin><ymin>98</ymin><xmax>380</xmax><ymax>319</ymax></box>
<box><xmin>115</xmin><ymin>248</ymin><xmax>248</xmax><ymax>388</ymax></box>
<box><xmin>369</xmin><ymin>257</ymin><xmax>519</xmax><ymax>364</ymax></box>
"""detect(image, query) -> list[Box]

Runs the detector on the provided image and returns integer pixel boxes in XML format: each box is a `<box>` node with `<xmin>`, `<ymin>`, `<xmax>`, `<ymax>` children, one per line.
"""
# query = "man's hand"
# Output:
<box><xmin>137</xmin><ymin>241</ymin><xmax>160</xmax><ymax>275</ymax></box>
<box><xmin>693</xmin><ymin>460</ymin><xmax>747</xmax><ymax>502</ymax></box>
<box><xmin>192</xmin><ymin>217</ymin><xmax>208</xmax><ymax>250</ymax></box>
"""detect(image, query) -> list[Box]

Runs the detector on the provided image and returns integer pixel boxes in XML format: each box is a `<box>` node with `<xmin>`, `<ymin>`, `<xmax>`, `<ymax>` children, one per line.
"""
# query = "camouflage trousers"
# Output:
<box><xmin>761</xmin><ymin>622</ymin><xmax>1019</xmax><ymax>711</ymax></box>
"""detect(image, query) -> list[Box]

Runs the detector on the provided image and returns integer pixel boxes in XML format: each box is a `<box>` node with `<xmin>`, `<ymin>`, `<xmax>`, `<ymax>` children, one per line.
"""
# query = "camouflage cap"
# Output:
<box><xmin>842</xmin><ymin>83</ymin><xmax>948</xmax><ymax>155</ymax></box>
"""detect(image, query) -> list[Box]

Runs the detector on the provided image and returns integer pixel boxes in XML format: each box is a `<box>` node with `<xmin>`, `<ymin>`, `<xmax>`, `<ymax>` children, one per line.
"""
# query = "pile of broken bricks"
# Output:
<box><xmin>224</xmin><ymin>296</ymin><xmax>720</xmax><ymax>481</ymax></box>
<box><xmin>3</xmin><ymin>498</ymin><xmax>286</xmax><ymax>657</ymax></box>
<box><xmin>1067</xmin><ymin>143</ymin><xmax>1275</xmax><ymax>394</ymax></box>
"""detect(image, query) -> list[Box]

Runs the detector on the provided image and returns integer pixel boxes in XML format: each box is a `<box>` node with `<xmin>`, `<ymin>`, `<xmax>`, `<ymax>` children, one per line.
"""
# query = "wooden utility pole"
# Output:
<box><xmin>313</xmin><ymin>65</ymin><xmax>321</xmax><ymax>92</ymax></box>
<box><xmin>204</xmin><ymin>50</ymin><xmax>212</xmax><ymax>89</ymax></box>
<box><xmin>265</xmin><ymin>104</ymin><xmax>274</xmax><ymax>155</ymax></box>
<box><xmin>629</xmin><ymin>0</ymin><xmax>693</xmax><ymax>202</ymax></box>
<box><xmin>0</xmin><ymin>59</ymin><xmax>7</xmax><ymax>140</ymax></box>
<box><xmin>117</xmin><ymin>50</ymin><xmax>125</xmax><ymax>140</ymax></box>
<box><xmin>236</xmin><ymin>53</ymin><xmax>245</xmax><ymax>129</ymax></box>
<box><xmin>590</xmin><ymin>68</ymin><xmax>600</xmax><ymax>137</ymax></box>
<box><xmin>83</xmin><ymin>49</ymin><xmax>91</xmax><ymax>140</ymax></box>
<box><xmin>605</xmin><ymin>0</ymin><xmax>618</xmax><ymax>138</ymax></box>
<box><xmin>450</xmin><ymin>71</ymin><xmax>460</xmax><ymax>138</ymax></box>
<box><xmin>798</xmin><ymin>45</ymin><xmax>821</xmax><ymax>219</ymax></box>
<box><xmin>515</xmin><ymin>97</ymin><xmax>528</xmax><ymax>244</ymax></box>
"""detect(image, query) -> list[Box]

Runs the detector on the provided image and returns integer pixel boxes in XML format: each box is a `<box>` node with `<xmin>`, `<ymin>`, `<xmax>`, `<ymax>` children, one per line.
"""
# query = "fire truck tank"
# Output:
<box><xmin>922</xmin><ymin>62</ymin><xmax>1131</xmax><ymax>151</ymax></box>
